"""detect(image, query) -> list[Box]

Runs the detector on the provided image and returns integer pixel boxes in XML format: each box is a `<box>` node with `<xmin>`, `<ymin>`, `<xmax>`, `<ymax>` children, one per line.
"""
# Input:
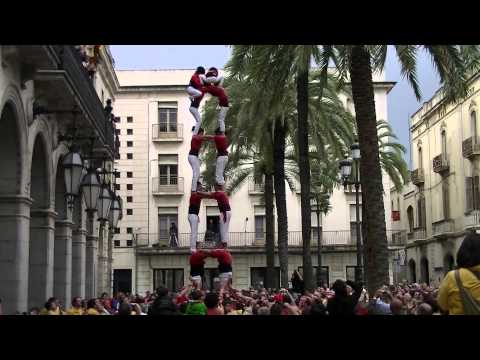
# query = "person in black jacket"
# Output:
<box><xmin>148</xmin><ymin>286</ymin><xmax>179</xmax><ymax>315</ymax></box>
<box><xmin>327</xmin><ymin>279</ymin><xmax>362</xmax><ymax>316</ymax></box>
<box><xmin>291</xmin><ymin>270</ymin><xmax>304</xmax><ymax>294</ymax></box>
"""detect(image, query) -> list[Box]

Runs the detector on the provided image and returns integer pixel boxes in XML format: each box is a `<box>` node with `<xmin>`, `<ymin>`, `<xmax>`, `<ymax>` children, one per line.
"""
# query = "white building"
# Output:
<box><xmin>111</xmin><ymin>68</ymin><xmax>401</xmax><ymax>293</ymax></box>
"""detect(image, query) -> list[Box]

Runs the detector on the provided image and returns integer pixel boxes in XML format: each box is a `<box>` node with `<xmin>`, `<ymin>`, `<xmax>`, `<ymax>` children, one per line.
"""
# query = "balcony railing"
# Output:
<box><xmin>410</xmin><ymin>169</ymin><xmax>425</xmax><ymax>186</ymax></box>
<box><xmin>432</xmin><ymin>154</ymin><xmax>449</xmax><ymax>174</ymax></box>
<box><xmin>344</xmin><ymin>184</ymin><xmax>361</xmax><ymax>193</ymax></box>
<box><xmin>432</xmin><ymin>219</ymin><xmax>454</xmax><ymax>237</ymax></box>
<box><xmin>410</xmin><ymin>227</ymin><xmax>426</xmax><ymax>242</ymax></box>
<box><xmin>49</xmin><ymin>46</ymin><xmax>115</xmax><ymax>158</ymax></box>
<box><xmin>152</xmin><ymin>123</ymin><xmax>183</xmax><ymax>141</ymax></box>
<box><xmin>152</xmin><ymin>176</ymin><xmax>184</xmax><ymax>194</ymax></box>
<box><xmin>248</xmin><ymin>177</ymin><xmax>265</xmax><ymax>194</ymax></box>
<box><xmin>465</xmin><ymin>210</ymin><xmax>480</xmax><ymax>229</ymax></box>
<box><xmin>462</xmin><ymin>136</ymin><xmax>480</xmax><ymax>159</ymax></box>
<box><xmin>134</xmin><ymin>230</ymin><xmax>407</xmax><ymax>248</ymax></box>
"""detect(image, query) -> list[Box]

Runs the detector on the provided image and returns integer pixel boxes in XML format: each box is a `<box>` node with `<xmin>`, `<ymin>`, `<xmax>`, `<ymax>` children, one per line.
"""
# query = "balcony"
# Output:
<box><xmin>432</xmin><ymin>154</ymin><xmax>449</xmax><ymax>174</ymax></box>
<box><xmin>152</xmin><ymin>177</ymin><xmax>184</xmax><ymax>195</ymax></box>
<box><xmin>462</xmin><ymin>137</ymin><xmax>480</xmax><ymax>159</ymax></box>
<box><xmin>152</xmin><ymin>124</ymin><xmax>183</xmax><ymax>142</ymax></box>
<box><xmin>410</xmin><ymin>169</ymin><xmax>425</xmax><ymax>186</ymax></box>
<box><xmin>409</xmin><ymin>227</ymin><xmax>427</xmax><ymax>242</ymax></box>
<box><xmin>134</xmin><ymin>230</ymin><xmax>407</xmax><ymax>249</ymax></box>
<box><xmin>432</xmin><ymin>219</ymin><xmax>454</xmax><ymax>238</ymax></box>
<box><xmin>248</xmin><ymin>177</ymin><xmax>265</xmax><ymax>194</ymax></box>
<box><xmin>344</xmin><ymin>184</ymin><xmax>361</xmax><ymax>193</ymax></box>
<box><xmin>465</xmin><ymin>210</ymin><xmax>480</xmax><ymax>229</ymax></box>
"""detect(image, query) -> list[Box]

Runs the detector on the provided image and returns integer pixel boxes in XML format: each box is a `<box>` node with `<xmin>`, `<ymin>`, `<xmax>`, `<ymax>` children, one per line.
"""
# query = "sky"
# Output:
<box><xmin>110</xmin><ymin>45</ymin><xmax>441</xmax><ymax>168</ymax></box>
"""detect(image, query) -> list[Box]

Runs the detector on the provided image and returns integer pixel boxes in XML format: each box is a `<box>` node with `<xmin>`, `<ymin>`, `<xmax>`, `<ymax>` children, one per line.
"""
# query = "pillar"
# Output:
<box><xmin>85</xmin><ymin>210</ymin><xmax>98</xmax><ymax>299</ymax></box>
<box><xmin>0</xmin><ymin>195</ymin><xmax>32</xmax><ymax>314</ymax></box>
<box><xmin>53</xmin><ymin>218</ymin><xmax>73</xmax><ymax>308</ymax></box>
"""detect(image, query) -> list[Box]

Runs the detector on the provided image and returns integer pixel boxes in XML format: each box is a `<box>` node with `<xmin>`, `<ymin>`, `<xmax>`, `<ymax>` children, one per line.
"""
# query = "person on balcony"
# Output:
<box><xmin>188</xmin><ymin>128</ymin><xmax>214</xmax><ymax>193</ymax></box>
<box><xmin>186</xmin><ymin>66</ymin><xmax>207</xmax><ymax>135</ymax></box>
<box><xmin>169</xmin><ymin>222</ymin><xmax>178</xmax><ymax>248</ymax></box>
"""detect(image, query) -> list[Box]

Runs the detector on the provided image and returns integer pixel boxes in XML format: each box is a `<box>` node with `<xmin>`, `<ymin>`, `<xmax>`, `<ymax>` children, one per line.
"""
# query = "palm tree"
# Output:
<box><xmin>320</xmin><ymin>45</ymin><xmax>476</xmax><ymax>293</ymax></box>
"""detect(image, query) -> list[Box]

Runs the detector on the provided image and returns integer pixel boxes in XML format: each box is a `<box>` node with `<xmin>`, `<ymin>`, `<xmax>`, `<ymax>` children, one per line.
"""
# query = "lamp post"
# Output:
<box><xmin>310</xmin><ymin>193</ymin><xmax>322</xmax><ymax>287</ymax></box>
<box><xmin>63</xmin><ymin>146</ymin><xmax>85</xmax><ymax>209</ymax></box>
<box><xmin>339</xmin><ymin>140</ymin><xmax>363</xmax><ymax>284</ymax></box>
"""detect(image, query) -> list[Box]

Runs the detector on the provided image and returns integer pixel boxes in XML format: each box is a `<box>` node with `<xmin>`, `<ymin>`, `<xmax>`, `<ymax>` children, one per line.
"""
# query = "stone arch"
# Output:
<box><xmin>408</xmin><ymin>258</ymin><xmax>417</xmax><ymax>283</ymax></box>
<box><xmin>420</xmin><ymin>256</ymin><xmax>430</xmax><ymax>285</ymax></box>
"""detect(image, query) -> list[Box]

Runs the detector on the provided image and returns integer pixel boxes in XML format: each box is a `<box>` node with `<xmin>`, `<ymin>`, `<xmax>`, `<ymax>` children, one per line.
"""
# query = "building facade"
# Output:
<box><xmin>390</xmin><ymin>71</ymin><xmax>480</xmax><ymax>287</ymax></box>
<box><xmin>112</xmin><ymin>69</ymin><xmax>401</xmax><ymax>293</ymax></box>
<box><xmin>0</xmin><ymin>45</ymin><xmax>121</xmax><ymax>314</ymax></box>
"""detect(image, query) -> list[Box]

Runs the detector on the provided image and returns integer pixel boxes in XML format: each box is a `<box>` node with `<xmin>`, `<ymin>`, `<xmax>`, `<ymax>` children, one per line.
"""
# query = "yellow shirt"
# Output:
<box><xmin>40</xmin><ymin>308</ymin><xmax>62</xmax><ymax>315</ymax></box>
<box><xmin>85</xmin><ymin>308</ymin><xmax>100</xmax><ymax>315</ymax></box>
<box><xmin>66</xmin><ymin>307</ymin><xmax>84</xmax><ymax>315</ymax></box>
<box><xmin>437</xmin><ymin>264</ymin><xmax>480</xmax><ymax>315</ymax></box>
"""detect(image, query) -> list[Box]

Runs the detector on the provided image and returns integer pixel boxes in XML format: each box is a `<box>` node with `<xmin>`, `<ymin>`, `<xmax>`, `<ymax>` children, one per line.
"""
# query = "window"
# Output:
<box><xmin>346</xmin><ymin>266</ymin><xmax>357</xmax><ymax>282</ymax></box>
<box><xmin>115</xmin><ymin>172</ymin><xmax>120</xmax><ymax>178</ymax></box>
<box><xmin>442</xmin><ymin>181</ymin><xmax>450</xmax><ymax>219</ymax></box>
<box><xmin>127</xmin><ymin>184</ymin><xmax>133</xmax><ymax>191</ymax></box>
<box><xmin>466</xmin><ymin>176</ymin><xmax>480</xmax><ymax>211</ymax></box>
<box><xmin>116</xmin><ymin>117</ymin><xmax>121</xmax><ymax>123</ymax></box>
<box><xmin>115</xmin><ymin>129</ymin><xmax>121</xmax><ymax>135</ymax></box>
<box><xmin>127</xmin><ymin>116</ymin><xmax>133</xmax><ymax>123</ymax></box>
<box><xmin>127</xmin><ymin>172</ymin><xmax>133</xmax><ymax>178</ymax></box>
<box><xmin>127</xmin><ymin>141</ymin><xmax>133</xmax><ymax>147</ymax></box>
<box><xmin>158</xmin><ymin>155</ymin><xmax>178</xmax><ymax>185</ymax></box>
<box><xmin>349</xmin><ymin>204</ymin><xmax>362</xmax><ymax>245</ymax></box>
<box><xmin>250</xmin><ymin>267</ymin><xmax>280</xmax><ymax>289</ymax></box>
<box><xmin>115</xmin><ymin>184</ymin><xmax>120</xmax><ymax>191</ymax></box>
<box><xmin>471</xmin><ymin>111</ymin><xmax>477</xmax><ymax>142</ymax></box>
<box><xmin>153</xmin><ymin>269</ymin><xmax>184</xmax><ymax>292</ymax></box>
<box><xmin>417</xmin><ymin>195</ymin><xmax>426</xmax><ymax>228</ymax></box>
<box><xmin>114</xmin><ymin>227</ymin><xmax>121</xmax><ymax>234</ymax></box>
<box><xmin>126</xmin><ymin>240</ymin><xmax>133</xmax><ymax>247</ymax></box>
<box><xmin>441</xmin><ymin>130</ymin><xmax>447</xmax><ymax>156</ymax></box>
<box><xmin>127</xmin><ymin>209</ymin><xmax>133</xmax><ymax>215</ymax></box>
<box><xmin>127</xmin><ymin>196</ymin><xmax>133</xmax><ymax>202</ymax></box>
<box><xmin>127</xmin><ymin>153</ymin><xmax>133</xmax><ymax>160</ymax></box>
<box><xmin>407</xmin><ymin>206</ymin><xmax>414</xmax><ymax>233</ymax></box>
<box><xmin>114</xmin><ymin>240</ymin><xmax>121</xmax><ymax>247</ymax></box>
<box><xmin>298</xmin><ymin>266</ymin><xmax>329</xmax><ymax>287</ymax></box>
<box><xmin>158</xmin><ymin>102</ymin><xmax>178</xmax><ymax>133</ymax></box>
<box><xmin>254</xmin><ymin>215</ymin><xmax>265</xmax><ymax>240</ymax></box>
<box><xmin>418</xmin><ymin>147</ymin><xmax>423</xmax><ymax>169</ymax></box>
<box><xmin>158</xmin><ymin>207</ymin><xmax>178</xmax><ymax>243</ymax></box>
<box><xmin>127</xmin><ymin>129</ymin><xmax>133</xmax><ymax>135</ymax></box>
<box><xmin>126</xmin><ymin>227</ymin><xmax>133</xmax><ymax>234</ymax></box>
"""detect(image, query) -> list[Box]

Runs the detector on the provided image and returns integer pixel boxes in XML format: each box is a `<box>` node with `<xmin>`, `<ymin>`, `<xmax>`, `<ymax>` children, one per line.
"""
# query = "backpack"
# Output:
<box><xmin>454</xmin><ymin>269</ymin><xmax>480</xmax><ymax>315</ymax></box>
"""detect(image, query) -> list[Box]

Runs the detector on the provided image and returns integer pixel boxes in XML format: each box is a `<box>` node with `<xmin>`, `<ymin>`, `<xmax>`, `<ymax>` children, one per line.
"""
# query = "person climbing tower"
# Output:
<box><xmin>203</xmin><ymin>67</ymin><xmax>229</xmax><ymax>132</ymax></box>
<box><xmin>213</xmin><ymin>127</ymin><xmax>229</xmax><ymax>186</ymax></box>
<box><xmin>188</xmin><ymin>127</ymin><xmax>213</xmax><ymax>192</ymax></box>
<box><xmin>189</xmin><ymin>247</ymin><xmax>210</xmax><ymax>289</ymax></box>
<box><xmin>210</xmin><ymin>248</ymin><xmax>233</xmax><ymax>289</ymax></box>
<box><xmin>186</xmin><ymin>66</ymin><xmax>207</xmax><ymax>135</ymax></box>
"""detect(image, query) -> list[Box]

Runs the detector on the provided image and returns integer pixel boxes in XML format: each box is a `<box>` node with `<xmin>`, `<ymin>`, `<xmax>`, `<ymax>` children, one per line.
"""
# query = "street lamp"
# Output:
<box><xmin>108</xmin><ymin>192</ymin><xmax>122</xmax><ymax>229</ymax></box>
<box><xmin>97</xmin><ymin>181</ymin><xmax>113</xmax><ymax>223</ymax></box>
<box><xmin>81</xmin><ymin>166</ymin><xmax>101</xmax><ymax>212</ymax></box>
<box><xmin>62</xmin><ymin>147</ymin><xmax>84</xmax><ymax>209</ymax></box>
<box><xmin>339</xmin><ymin>140</ymin><xmax>363</xmax><ymax>284</ymax></box>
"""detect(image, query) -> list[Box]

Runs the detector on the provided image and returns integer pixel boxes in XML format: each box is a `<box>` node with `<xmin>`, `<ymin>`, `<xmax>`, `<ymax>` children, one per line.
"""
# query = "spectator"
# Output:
<box><xmin>29</xmin><ymin>307</ymin><xmax>40</xmax><ymax>315</ymax></box>
<box><xmin>117</xmin><ymin>302</ymin><xmax>132</xmax><ymax>316</ymax></box>
<box><xmin>327</xmin><ymin>280</ymin><xmax>362</xmax><ymax>316</ymax></box>
<box><xmin>368</xmin><ymin>289</ymin><xmax>393</xmax><ymax>315</ymax></box>
<box><xmin>148</xmin><ymin>286</ymin><xmax>179</xmax><ymax>315</ymax></box>
<box><xmin>100</xmin><ymin>293</ymin><xmax>113</xmax><ymax>314</ymax></box>
<box><xmin>257</xmin><ymin>306</ymin><xmax>270</xmax><ymax>315</ymax></box>
<box><xmin>67</xmin><ymin>297</ymin><xmax>84</xmax><ymax>315</ymax></box>
<box><xmin>185</xmin><ymin>290</ymin><xmax>207</xmax><ymax>315</ymax></box>
<box><xmin>309</xmin><ymin>300</ymin><xmax>328</xmax><ymax>316</ymax></box>
<box><xmin>41</xmin><ymin>297</ymin><xmax>62</xmax><ymax>315</ymax></box>
<box><xmin>438</xmin><ymin>232</ymin><xmax>480</xmax><ymax>315</ymax></box>
<box><xmin>291</xmin><ymin>270</ymin><xmax>304</xmax><ymax>294</ymax></box>
<box><xmin>416</xmin><ymin>303</ymin><xmax>433</xmax><ymax>315</ymax></box>
<box><xmin>270</xmin><ymin>303</ymin><xmax>284</xmax><ymax>315</ymax></box>
<box><xmin>169</xmin><ymin>222</ymin><xmax>179</xmax><ymax>247</ymax></box>
<box><xmin>390</xmin><ymin>298</ymin><xmax>404</xmax><ymax>315</ymax></box>
<box><xmin>85</xmin><ymin>299</ymin><xmax>100</xmax><ymax>315</ymax></box>
<box><xmin>205</xmin><ymin>292</ymin><xmax>224</xmax><ymax>315</ymax></box>
<box><xmin>96</xmin><ymin>299</ymin><xmax>111</xmax><ymax>315</ymax></box>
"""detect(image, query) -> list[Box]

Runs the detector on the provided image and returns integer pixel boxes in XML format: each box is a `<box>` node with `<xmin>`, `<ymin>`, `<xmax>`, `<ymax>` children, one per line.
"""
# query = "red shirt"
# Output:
<box><xmin>189</xmin><ymin>135</ymin><xmax>204</xmax><ymax>155</ymax></box>
<box><xmin>176</xmin><ymin>294</ymin><xmax>188</xmax><ymax>305</ymax></box>
<box><xmin>189</xmin><ymin>251</ymin><xmax>209</xmax><ymax>266</ymax></box>
<box><xmin>212</xmin><ymin>191</ymin><xmax>231</xmax><ymax>212</ymax></box>
<box><xmin>189</xmin><ymin>192</ymin><xmax>202</xmax><ymax>214</ymax></box>
<box><xmin>210</xmin><ymin>249</ymin><xmax>233</xmax><ymax>266</ymax></box>
<box><xmin>214</xmin><ymin>135</ymin><xmax>229</xmax><ymax>155</ymax></box>
<box><xmin>189</xmin><ymin>73</ymin><xmax>204</xmax><ymax>90</ymax></box>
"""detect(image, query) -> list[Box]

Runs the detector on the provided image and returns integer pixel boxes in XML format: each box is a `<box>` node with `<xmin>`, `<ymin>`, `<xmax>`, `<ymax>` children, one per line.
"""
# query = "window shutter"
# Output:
<box><xmin>466</xmin><ymin>177</ymin><xmax>474</xmax><ymax>212</ymax></box>
<box><xmin>475</xmin><ymin>176</ymin><xmax>480</xmax><ymax>210</ymax></box>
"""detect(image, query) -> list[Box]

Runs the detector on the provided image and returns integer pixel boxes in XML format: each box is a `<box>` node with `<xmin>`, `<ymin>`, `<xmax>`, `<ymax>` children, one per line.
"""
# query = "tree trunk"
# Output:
<box><xmin>349</xmin><ymin>46</ymin><xmax>389</xmax><ymax>295</ymax></box>
<box><xmin>264</xmin><ymin>172</ymin><xmax>276</xmax><ymax>289</ymax></box>
<box><xmin>273</xmin><ymin>117</ymin><xmax>289</xmax><ymax>289</ymax></box>
<box><xmin>297</xmin><ymin>66</ymin><xmax>314</xmax><ymax>292</ymax></box>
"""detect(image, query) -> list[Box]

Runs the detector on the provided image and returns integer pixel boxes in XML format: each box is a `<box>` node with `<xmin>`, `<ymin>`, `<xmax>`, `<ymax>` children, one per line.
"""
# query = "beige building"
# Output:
<box><xmin>390</xmin><ymin>70</ymin><xmax>480</xmax><ymax>287</ymax></box>
<box><xmin>0</xmin><ymin>45</ymin><xmax>120</xmax><ymax>314</ymax></box>
<box><xmin>111</xmin><ymin>68</ymin><xmax>402</xmax><ymax>293</ymax></box>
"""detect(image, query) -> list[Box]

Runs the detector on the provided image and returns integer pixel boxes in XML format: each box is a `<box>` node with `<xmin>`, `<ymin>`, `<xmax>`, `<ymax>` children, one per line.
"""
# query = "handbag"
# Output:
<box><xmin>454</xmin><ymin>269</ymin><xmax>480</xmax><ymax>315</ymax></box>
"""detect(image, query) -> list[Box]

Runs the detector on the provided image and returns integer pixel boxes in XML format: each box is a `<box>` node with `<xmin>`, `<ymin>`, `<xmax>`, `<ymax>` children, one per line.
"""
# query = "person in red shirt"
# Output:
<box><xmin>198</xmin><ymin>183</ymin><xmax>232</xmax><ymax>247</ymax></box>
<box><xmin>213</xmin><ymin>127</ymin><xmax>229</xmax><ymax>186</ymax></box>
<box><xmin>188</xmin><ymin>183</ymin><xmax>210</xmax><ymax>253</ymax></box>
<box><xmin>189</xmin><ymin>248</ymin><xmax>210</xmax><ymax>289</ymax></box>
<box><xmin>203</xmin><ymin>67</ymin><xmax>229</xmax><ymax>133</ymax></box>
<box><xmin>210</xmin><ymin>248</ymin><xmax>233</xmax><ymax>289</ymax></box>
<box><xmin>188</xmin><ymin>127</ymin><xmax>213</xmax><ymax>193</ymax></box>
<box><xmin>186</xmin><ymin>66</ymin><xmax>207</xmax><ymax>135</ymax></box>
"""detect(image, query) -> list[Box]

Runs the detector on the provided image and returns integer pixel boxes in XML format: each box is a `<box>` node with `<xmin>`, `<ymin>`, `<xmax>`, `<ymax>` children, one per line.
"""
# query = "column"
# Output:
<box><xmin>96</xmin><ymin>223</ymin><xmax>105</xmax><ymax>296</ymax></box>
<box><xmin>106</xmin><ymin>228</ymin><xmax>113</xmax><ymax>295</ymax></box>
<box><xmin>85</xmin><ymin>210</ymin><xmax>98</xmax><ymax>299</ymax></box>
<box><xmin>71</xmin><ymin>226</ymin><xmax>87</xmax><ymax>299</ymax></box>
<box><xmin>28</xmin><ymin>208</ymin><xmax>56</xmax><ymax>309</ymax></box>
<box><xmin>53</xmin><ymin>218</ymin><xmax>73</xmax><ymax>308</ymax></box>
<box><xmin>0</xmin><ymin>195</ymin><xmax>32</xmax><ymax>314</ymax></box>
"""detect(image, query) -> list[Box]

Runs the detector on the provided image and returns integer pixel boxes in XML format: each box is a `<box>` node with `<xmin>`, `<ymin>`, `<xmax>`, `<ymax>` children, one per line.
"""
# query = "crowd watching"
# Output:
<box><xmin>2</xmin><ymin>232</ymin><xmax>479</xmax><ymax>315</ymax></box>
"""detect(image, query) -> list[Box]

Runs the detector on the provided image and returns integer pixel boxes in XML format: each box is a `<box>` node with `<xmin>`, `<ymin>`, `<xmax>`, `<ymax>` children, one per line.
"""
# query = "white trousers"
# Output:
<box><xmin>186</xmin><ymin>86</ymin><xmax>202</xmax><ymax>98</ymax></box>
<box><xmin>188</xmin><ymin>214</ymin><xmax>199</xmax><ymax>252</ymax></box>
<box><xmin>188</xmin><ymin>155</ymin><xmax>201</xmax><ymax>192</ymax></box>
<box><xmin>219</xmin><ymin>211</ymin><xmax>232</xmax><ymax>244</ymax></box>
<box><xmin>215</xmin><ymin>155</ymin><xmax>228</xmax><ymax>185</ymax></box>
<box><xmin>189</xmin><ymin>107</ymin><xmax>201</xmax><ymax>135</ymax></box>
<box><xmin>218</xmin><ymin>106</ymin><xmax>228</xmax><ymax>132</ymax></box>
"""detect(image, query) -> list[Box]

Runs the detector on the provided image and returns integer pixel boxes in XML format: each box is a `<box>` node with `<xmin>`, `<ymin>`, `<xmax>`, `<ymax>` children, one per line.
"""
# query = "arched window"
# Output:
<box><xmin>471</xmin><ymin>111</ymin><xmax>477</xmax><ymax>143</ymax></box>
<box><xmin>418</xmin><ymin>147</ymin><xmax>423</xmax><ymax>169</ymax></box>
<box><xmin>407</xmin><ymin>206</ymin><xmax>414</xmax><ymax>233</ymax></box>
<box><xmin>441</xmin><ymin>130</ymin><xmax>447</xmax><ymax>157</ymax></box>
<box><xmin>409</xmin><ymin>259</ymin><xmax>417</xmax><ymax>283</ymax></box>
